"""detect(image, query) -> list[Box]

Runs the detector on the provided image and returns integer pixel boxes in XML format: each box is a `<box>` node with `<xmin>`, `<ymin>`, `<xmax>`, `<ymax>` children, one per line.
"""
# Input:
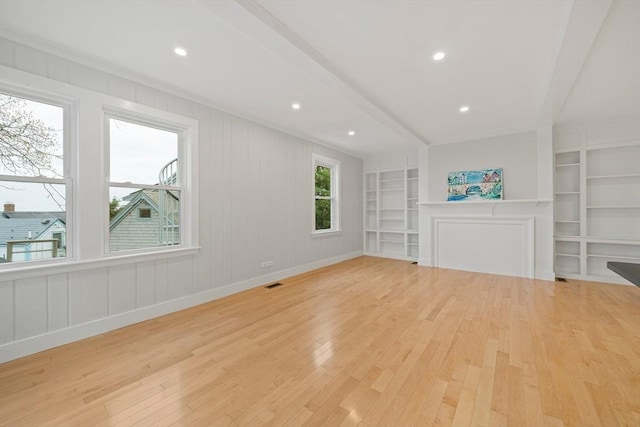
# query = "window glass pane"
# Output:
<box><xmin>109</xmin><ymin>187</ymin><xmax>180</xmax><ymax>252</ymax></box>
<box><xmin>315</xmin><ymin>165</ymin><xmax>331</xmax><ymax>197</ymax></box>
<box><xmin>109</xmin><ymin>119</ymin><xmax>178</xmax><ymax>185</ymax></box>
<box><xmin>0</xmin><ymin>182</ymin><xmax>67</xmax><ymax>263</ymax></box>
<box><xmin>0</xmin><ymin>93</ymin><xmax>64</xmax><ymax>178</ymax></box>
<box><xmin>315</xmin><ymin>199</ymin><xmax>331</xmax><ymax>230</ymax></box>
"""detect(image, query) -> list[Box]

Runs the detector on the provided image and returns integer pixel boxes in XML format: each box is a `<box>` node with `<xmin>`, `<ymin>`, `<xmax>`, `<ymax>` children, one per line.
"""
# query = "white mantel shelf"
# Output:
<box><xmin>418</xmin><ymin>199</ymin><xmax>553</xmax><ymax>206</ymax></box>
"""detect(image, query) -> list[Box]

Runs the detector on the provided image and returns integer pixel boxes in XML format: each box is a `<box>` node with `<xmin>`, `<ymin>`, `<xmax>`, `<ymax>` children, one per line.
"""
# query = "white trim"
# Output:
<box><xmin>419</xmin><ymin>199</ymin><xmax>552</xmax><ymax>206</ymax></box>
<box><xmin>0</xmin><ymin>250</ymin><xmax>363</xmax><ymax>363</ymax></box>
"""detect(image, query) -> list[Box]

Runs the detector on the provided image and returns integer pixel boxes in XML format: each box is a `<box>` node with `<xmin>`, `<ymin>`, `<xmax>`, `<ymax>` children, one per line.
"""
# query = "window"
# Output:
<box><xmin>313</xmin><ymin>154</ymin><xmax>340</xmax><ymax>233</ymax></box>
<box><xmin>0</xmin><ymin>91</ymin><xmax>70</xmax><ymax>264</ymax></box>
<box><xmin>1</xmin><ymin>68</ymin><xmax>198</xmax><ymax>274</ymax></box>
<box><xmin>107</xmin><ymin>115</ymin><xmax>183</xmax><ymax>253</ymax></box>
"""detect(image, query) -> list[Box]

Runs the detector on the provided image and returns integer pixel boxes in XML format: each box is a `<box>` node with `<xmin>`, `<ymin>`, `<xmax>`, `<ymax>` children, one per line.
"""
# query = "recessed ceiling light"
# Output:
<box><xmin>433</xmin><ymin>51</ymin><xmax>446</xmax><ymax>61</ymax></box>
<box><xmin>459</xmin><ymin>105</ymin><xmax>470</xmax><ymax>113</ymax></box>
<box><xmin>291</xmin><ymin>103</ymin><xmax>301</xmax><ymax>110</ymax></box>
<box><xmin>348</xmin><ymin>130</ymin><xmax>355</xmax><ymax>136</ymax></box>
<box><xmin>174</xmin><ymin>47</ymin><xmax>187</xmax><ymax>57</ymax></box>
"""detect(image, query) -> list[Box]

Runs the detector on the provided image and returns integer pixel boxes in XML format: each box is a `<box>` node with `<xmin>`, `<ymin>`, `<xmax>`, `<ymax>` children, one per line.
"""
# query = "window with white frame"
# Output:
<box><xmin>106</xmin><ymin>115</ymin><xmax>184</xmax><ymax>253</ymax></box>
<box><xmin>313</xmin><ymin>154</ymin><xmax>340</xmax><ymax>233</ymax></box>
<box><xmin>0</xmin><ymin>90</ymin><xmax>70</xmax><ymax>264</ymax></box>
<box><xmin>1</xmin><ymin>67</ymin><xmax>198</xmax><ymax>273</ymax></box>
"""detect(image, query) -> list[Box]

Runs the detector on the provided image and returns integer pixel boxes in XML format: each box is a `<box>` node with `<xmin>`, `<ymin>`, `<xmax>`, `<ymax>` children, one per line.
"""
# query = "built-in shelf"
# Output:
<box><xmin>553</xmin><ymin>135</ymin><xmax>640</xmax><ymax>285</ymax></box>
<box><xmin>364</xmin><ymin>167</ymin><xmax>419</xmax><ymax>261</ymax></box>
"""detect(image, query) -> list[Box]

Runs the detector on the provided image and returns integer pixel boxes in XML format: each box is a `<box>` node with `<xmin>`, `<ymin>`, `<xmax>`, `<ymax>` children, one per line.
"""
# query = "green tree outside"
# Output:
<box><xmin>315</xmin><ymin>165</ymin><xmax>331</xmax><ymax>230</ymax></box>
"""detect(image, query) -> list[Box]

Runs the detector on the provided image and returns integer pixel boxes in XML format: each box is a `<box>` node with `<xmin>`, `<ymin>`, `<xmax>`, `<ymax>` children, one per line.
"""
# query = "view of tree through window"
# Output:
<box><xmin>0</xmin><ymin>92</ymin><xmax>67</xmax><ymax>263</ymax></box>
<box><xmin>315</xmin><ymin>165</ymin><xmax>332</xmax><ymax>230</ymax></box>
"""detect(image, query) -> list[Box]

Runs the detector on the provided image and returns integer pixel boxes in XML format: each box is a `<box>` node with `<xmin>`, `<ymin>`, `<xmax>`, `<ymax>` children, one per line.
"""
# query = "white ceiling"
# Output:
<box><xmin>0</xmin><ymin>0</ymin><xmax>636</xmax><ymax>157</ymax></box>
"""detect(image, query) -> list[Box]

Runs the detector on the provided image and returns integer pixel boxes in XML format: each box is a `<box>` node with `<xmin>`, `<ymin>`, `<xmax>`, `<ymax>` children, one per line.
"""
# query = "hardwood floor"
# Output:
<box><xmin>1</xmin><ymin>256</ymin><xmax>639</xmax><ymax>426</ymax></box>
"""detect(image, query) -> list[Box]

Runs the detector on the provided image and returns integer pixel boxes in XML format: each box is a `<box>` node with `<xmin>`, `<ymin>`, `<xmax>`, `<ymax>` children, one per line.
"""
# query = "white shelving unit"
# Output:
<box><xmin>364</xmin><ymin>168</ymin><xmax>419</xmax><ymax>261</ymax></box>
<box><xmin>554</xmin><ymin>138</ymin><xmax>640</xmax><ymax>284</ymax></box>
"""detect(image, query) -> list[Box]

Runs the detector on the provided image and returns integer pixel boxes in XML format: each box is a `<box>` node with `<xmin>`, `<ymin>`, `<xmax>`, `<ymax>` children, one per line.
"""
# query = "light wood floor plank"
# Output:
<box><xmin>1</xmin><ymin>256</ymin><xmax>638</xmax><ymax>426</ymax></box>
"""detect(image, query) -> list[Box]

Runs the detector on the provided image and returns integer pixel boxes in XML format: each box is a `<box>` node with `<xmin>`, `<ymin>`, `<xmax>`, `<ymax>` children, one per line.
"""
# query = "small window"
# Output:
<box><xmin>107</xmin><ymin>116</ymin><xmax>182</xmax><ymax>252</ymax></box>
<box><xmin>0</xmin><ymin>91</ymin><xmax>69</xmax><ymax>264</ymax></box>
<box><xmin>312</xmin><ymin>154</ymin><xmax>340</xmax><ymax>233</ymax></box>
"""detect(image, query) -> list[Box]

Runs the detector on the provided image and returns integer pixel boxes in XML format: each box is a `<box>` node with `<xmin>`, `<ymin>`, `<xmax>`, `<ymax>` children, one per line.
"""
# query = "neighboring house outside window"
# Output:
<box><xmin>106</xmin><ymin>115</ymin><xmax>183</xmax><ymax>253</ymax></box>
<box><xmin>312</xmin><ymin>154</ymin><xmax>340</xmax><ymax>234</ymax></box>
<box><xmin>0</xmin><ymin>90</ymin><xmax>69</xmax><ymax>264</ymax></box>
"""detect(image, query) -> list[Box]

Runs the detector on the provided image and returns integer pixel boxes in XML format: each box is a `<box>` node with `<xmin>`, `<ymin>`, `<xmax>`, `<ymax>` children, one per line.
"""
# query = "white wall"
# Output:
<box><xmin>0</xmin><ymin>38</ymin><xmax>363</xmax><ymax>361</ymax></box>
<box><xmin>426</xmin><ymin>131</ymin><xmax>538</xmax><ymax>201</ymax></box>
<box><xmin>363</xmin><ymin>147</ymin><xmax>419</xmax><ymax>172</ymax></box>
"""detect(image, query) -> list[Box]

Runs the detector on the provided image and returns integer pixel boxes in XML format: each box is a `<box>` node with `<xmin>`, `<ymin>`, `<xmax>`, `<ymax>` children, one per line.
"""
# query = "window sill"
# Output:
<box><xmin>0</xmin><ymin>246</ymin><xmax>200</xmax><ymax>281</ymax></box>
<box><xmin>312</xmin><ymin>229</ymin><xmax>342</xmax><ymax>238</ymax></box>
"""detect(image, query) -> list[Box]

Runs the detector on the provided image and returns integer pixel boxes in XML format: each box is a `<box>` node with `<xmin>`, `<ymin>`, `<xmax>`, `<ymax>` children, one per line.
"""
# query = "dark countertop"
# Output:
<box><xmin>607</xmin><ymin>262</ymin><xmax>640</xmax><ymax>287</ymax></box>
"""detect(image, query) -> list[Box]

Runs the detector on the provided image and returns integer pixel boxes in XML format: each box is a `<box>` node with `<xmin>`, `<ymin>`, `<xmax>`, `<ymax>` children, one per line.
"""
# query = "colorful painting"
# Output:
<box><xmin>447</xmin><ymin>168</ymin><xmax>503</xmax><ymax>201</ymax></box>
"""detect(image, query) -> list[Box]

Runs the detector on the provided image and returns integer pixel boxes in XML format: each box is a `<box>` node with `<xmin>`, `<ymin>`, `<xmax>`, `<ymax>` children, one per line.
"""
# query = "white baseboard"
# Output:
<box><xmin>0</xmin><ymin>250</ymin><xmax>362</xmax><ymax>363</ymax></box>
<box><xmin>418</xmin><ymin>257</ymin><xmax>432</xmax><ymax>267</ymax></box>
<box><xmin>535</xmin><ymin>270</ymin><xmax>556</xmax><ymax>282</ymax></box>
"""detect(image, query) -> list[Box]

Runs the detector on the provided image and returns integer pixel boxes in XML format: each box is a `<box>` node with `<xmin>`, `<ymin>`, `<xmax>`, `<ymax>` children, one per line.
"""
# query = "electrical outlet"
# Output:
<box><xmin>261</xmin><ymin>260</ymin><xmax>274</xmax><ymax>268</ymax></box>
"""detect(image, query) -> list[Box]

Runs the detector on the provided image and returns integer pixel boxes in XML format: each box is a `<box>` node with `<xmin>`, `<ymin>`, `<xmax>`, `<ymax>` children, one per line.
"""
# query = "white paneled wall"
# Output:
<box><xmin>0</xmin><ymin>38</ymin><xmax>363</xmax><ymax>361</ymax></box>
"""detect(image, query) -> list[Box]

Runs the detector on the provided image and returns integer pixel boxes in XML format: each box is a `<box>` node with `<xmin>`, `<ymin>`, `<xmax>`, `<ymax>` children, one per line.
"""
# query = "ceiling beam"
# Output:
<box><xmin>537</xmin><ymin>0</ymin><xmax>613</xmax><ymax>127</ymax></box>
<box><xmin>200</xmin><ymin>0</ymin><xmax>429</xmax><ymax>147</ymax></box>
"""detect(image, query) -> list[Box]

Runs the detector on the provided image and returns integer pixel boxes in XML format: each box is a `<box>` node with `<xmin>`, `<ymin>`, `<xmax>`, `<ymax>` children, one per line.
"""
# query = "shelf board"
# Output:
<box><xmin>555</xmin><ymin>220</ymin><xmax>580</xmax><ymax>223</ymax></box>
<box><xmin>380</xmin><ymin>188</ymin><xmax>403</xmax><ymax>192</ymax></box>
<box><xmin>408</xmin><ymin>208</ymin><xmax>418</xmax><ymax>211</ymax></box>
<box><xmin>587</xmin><ymin>173</ymin><xmax>640</xmax><ymax>180</ymax></box>
<box><xmin>586</xmin><ymin>205</ymin><xmax>640</xmax><ymax>209</ymax></box>
<box><xmin>587</xmin><ymin>254</ymin><xmax>640</xmax><ymax>261</ymax></box>
<box><xmin>556</xmin><ymin>253</ymin><xmax>580</xmax><ymax>258</ymax></box>
<box><xmin>407</xmin><ymin>177</ymin><xmax>418</xmax><ymax>181</ymax></box>
<box><xmin>554</xmin><ymin>234</ymin><xmax>581</xmax><ymax>239</ymax></box>
<box><xmin>555</xmin><ymin>163</ymin><xmax>580</xmax><ymax>167</ymax></box>
<box><xmin>554</xmin><ymin>192</ymin><xmax>580</xmax><ymax>195</ymax></box>
<box><xmin>379</xmin><ymin>178</ymin><xmax>404</xmax><ymax>183</ymax></box>
<box><xmin>379</xmin><ymin>240</ymin><xmax>404</xmax><ymax>244</ymax></box>
<box><xmin>585</xmin><ymin>236</ymin><xmax>640</xmax><ymax>244</ymax></box>
<box><xmin>380</xmin><ymin>208</ymin><xmax>404</xmax><ymax>211</ymax></box>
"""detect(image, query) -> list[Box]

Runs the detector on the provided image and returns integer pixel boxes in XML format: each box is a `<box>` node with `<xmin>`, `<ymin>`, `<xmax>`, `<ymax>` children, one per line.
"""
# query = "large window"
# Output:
<box><xmin>107</xmin><ymin>116</ymin><xmax>182</xmax><ymax>253</ymax></box>
<box><xmin>0</xmin><ymin>91</ymin><xmax>69</xmax><ymax>264</ymax></box>
<box><xmin>1</xmin><ymin>67</ymin><xmax>198</xmax><ymax>274</ymax></box>
<box><xmin>313</xmin><ymin>154</ymin><xmax>340</xmax><ymax>233</ymax></box>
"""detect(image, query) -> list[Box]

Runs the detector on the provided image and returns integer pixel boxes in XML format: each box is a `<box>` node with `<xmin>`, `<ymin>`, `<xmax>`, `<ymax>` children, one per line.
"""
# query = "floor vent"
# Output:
<box><xmin>411</xmin><ymin>261</ymin><xmax>418</xmax><ymax>265</ymax></box>
<box><xmin>265</xmin><ymin>282</ymin><xmax>283</xmax><ymax>289</ymax></box>
<box><xmin>556</xmin><ymin>277</ymin><xmax>568</xmax><ymax>282</ymax></box>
